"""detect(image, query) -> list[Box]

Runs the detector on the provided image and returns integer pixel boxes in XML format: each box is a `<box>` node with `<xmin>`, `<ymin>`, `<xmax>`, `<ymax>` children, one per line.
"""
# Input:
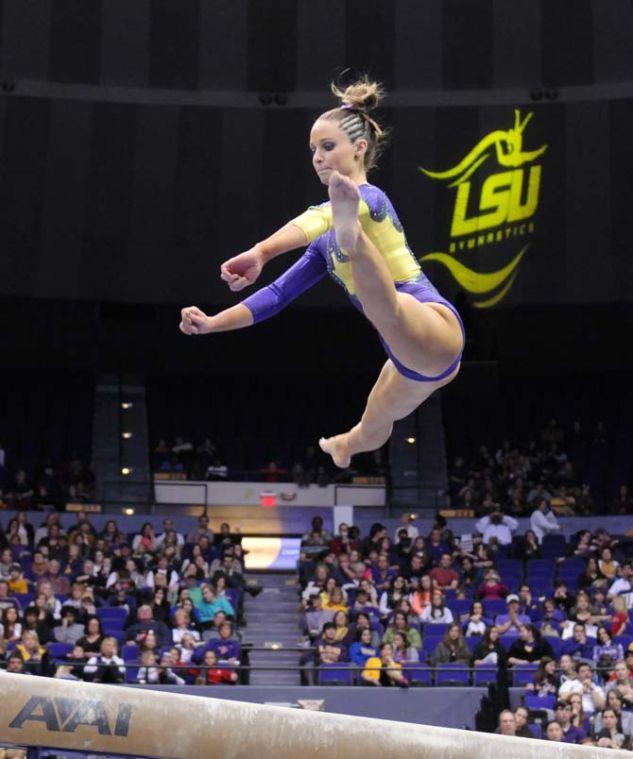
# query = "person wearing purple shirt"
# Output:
<box><xmin>561</xmin><ymin>623</ymin><xmax>597</xmax><ymax>661</ymax></box>
<box><xmin>555</xmin><ymin>701</ymin><xmax>588</xmax><ymax>745</ymax></box>
<box><xmin>180</xmin><ymin>76</ymin><xmax>463</xmax><ymax>472</ymax></box>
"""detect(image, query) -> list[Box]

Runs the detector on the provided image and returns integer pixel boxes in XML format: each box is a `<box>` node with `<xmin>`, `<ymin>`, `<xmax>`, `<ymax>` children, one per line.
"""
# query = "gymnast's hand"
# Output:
<box><xmin>220</xmin><ymin>246</ymin><xmax>264</xmax><ymax>291</ymax></box>
<box><xmin>180</xmin><ymin>306</ymin><xmax>212</xmax><ymax>335</ymax></box>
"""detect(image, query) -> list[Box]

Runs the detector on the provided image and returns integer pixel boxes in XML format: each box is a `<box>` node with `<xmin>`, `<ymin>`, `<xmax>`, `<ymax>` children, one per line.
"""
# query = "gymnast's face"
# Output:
<box><xmin>309</xmin><ymin>119</ymin><xmax>366</xmax><ymax>185</ymax></box>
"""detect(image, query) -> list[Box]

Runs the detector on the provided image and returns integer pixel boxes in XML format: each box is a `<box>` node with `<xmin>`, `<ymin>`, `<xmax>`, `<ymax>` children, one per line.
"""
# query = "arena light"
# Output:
<box><xmin>406</xmin><ymin>436</ymin><xmax>416</xmax><ymax>444</ymax></box>
<box><xmin>121</xmin><ymin>467</ymin><xmax>132</xmax><ymax>476</ymax></box>
<box><xmin>123</xmin><ymin>507</ymin><xmax>135</xmax><ymax>516</ymax></box>
<box><xmin>122</xmin><ymin>432</ymin><xmax>133</xmax><ymax>439</ymax></box>
<box><xmin>121</xmin><ymin>402</ymin><xmax>133</xmax><ymax>410</ymax></box>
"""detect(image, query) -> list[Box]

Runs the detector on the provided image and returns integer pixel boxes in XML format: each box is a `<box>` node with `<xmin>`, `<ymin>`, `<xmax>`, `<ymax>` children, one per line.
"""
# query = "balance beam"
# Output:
<box><xmin>0</xmin><ymin>672</ymin><xmax>627</xmax><ymax>758</ymax></box>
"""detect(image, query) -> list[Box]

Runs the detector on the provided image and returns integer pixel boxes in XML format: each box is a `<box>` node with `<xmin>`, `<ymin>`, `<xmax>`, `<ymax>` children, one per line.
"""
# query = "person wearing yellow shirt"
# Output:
<box><xmin>7</xmin><ymin>564</ymin><xmax>30</xmax><ymax>595</ymax></box>
<box><xmin>361</xmin><ymin>642</ymin><xmax>408</xmax><ymax>687</ymax></box>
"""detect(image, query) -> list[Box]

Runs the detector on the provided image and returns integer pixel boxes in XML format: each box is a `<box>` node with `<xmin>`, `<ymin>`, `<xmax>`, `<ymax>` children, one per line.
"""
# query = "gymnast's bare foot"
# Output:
<box><xmin>319</xmin><ymin>434</ymin><xmax>352</xmax><ymax>469</ymax></box>
<box><xmin>329</xmin><ymin>171</ymin><xmax>360</xmax><ymax>252</ymax></box>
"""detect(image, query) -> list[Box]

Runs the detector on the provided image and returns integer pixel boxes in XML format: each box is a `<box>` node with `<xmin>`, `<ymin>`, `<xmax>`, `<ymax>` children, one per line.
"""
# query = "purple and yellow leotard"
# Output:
<box><xmin>242</xmin><ymin>183</ymin><xmax>464</xmax><ymax>381</ymax></box>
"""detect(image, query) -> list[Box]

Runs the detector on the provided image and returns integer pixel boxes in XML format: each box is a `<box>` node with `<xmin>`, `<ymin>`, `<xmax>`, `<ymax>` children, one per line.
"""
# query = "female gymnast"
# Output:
<box><xmin>180</xmin><ymin>77</ymin><xmax>464</xmax><ymax>469</ymax></box>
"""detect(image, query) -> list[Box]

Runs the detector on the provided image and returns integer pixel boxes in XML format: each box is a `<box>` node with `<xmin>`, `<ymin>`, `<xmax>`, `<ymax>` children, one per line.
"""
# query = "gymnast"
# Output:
<box><xmin>180</xmin><ymin>77</ymin><xmax>464</xmax><ymax>469</ymax></box>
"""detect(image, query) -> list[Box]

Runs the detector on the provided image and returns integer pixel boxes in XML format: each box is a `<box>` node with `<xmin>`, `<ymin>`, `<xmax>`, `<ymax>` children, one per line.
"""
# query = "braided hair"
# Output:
<box><xmin>320</xmin><ymin>75</ymin><xmax>389</xmax><ymax>172</ymax></box>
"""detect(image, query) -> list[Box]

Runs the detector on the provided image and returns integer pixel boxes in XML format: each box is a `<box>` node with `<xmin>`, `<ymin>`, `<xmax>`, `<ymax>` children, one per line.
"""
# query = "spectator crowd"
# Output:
<box><xmin>299</xmin><ymin>513</ymin><xmax>633</xmax><ymax>748</ymax></box>
<box><xmin>0</xmin><ymin>512</ymin><xmax>260</xmax><ymax>686</ymax></box>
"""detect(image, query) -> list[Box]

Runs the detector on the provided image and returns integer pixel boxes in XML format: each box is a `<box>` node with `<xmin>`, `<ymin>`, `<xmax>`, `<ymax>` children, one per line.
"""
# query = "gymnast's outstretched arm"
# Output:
<box><xmin>181</xmin><ymin>243</ymin><xmax>327</xmax><ymax>335</ymax></box>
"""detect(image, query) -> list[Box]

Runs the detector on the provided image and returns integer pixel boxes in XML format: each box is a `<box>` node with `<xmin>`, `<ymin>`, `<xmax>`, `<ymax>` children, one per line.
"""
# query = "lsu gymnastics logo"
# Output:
<box><xmin>419</xmin><ymin>110</ymin><xmax>547</xmax><ymax>308</ymax></box>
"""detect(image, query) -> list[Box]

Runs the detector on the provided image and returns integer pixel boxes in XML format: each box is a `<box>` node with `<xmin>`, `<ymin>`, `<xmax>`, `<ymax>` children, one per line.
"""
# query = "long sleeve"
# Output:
<box><xmin>242</xmin><ymin>242</ymin><xmax>328</xmax><ymax>323</ymax></box>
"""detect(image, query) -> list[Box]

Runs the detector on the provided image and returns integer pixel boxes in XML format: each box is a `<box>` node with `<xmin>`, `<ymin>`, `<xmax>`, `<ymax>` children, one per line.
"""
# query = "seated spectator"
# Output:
<box><xmin>568</xmin><ymin>692</ymin><xmax>591</xmax><ymax>735</ymax></box>
<box><xmin>561</xmin><ymin>623</ymin><xmax>596</xmax><ymax>660</ymax></box>
<box><xmin>525</xmin><ymin>656</ymin><xmax>558</xmax><ymax>697</ymax></box>
<box><xmin>594</xmin><ymin>708</ymin><xmax>626</xmax><ymax>749</ymax></box>
<box><xmin>176</xmin><ymin>631</ymin><xmax>201</xmax><ymax>668</ymax></box>
<box><xmin>514</xmin><ymin>529</ymin><xmax>543</xmax><ymax>562</ymax></box>
<box><xmin>322</xmin><ymin>587</ymin><xmax>348</xmax><ymax>614</ymax></box>
<box><xmin>432</xmin><ymin>622</ymin><xmax>470</xmax><ymax>666</ymax></box>
<box><xmin>53</xmin><ymin>607</ymin><xmax>85</xmax><ymax>645</ymax></box>
<box><xmin>37</xmin><ymin>583</ymin><xmax>61</xmax><ymax>621</ymax></box>
<box><xmin>361</xmin><ymin>642</ymin><xmax>408</xmax><ymax>687</ymax></box>
<box><xmin>84</xmin><ymin>637</ymin><xmax>125</xmax><ymax>683</ymax></box>
<box><xmin>429</xmin><ymin>554</ymin><xmax>459</xmax><ymax>591</ymax></box>
<box><xmin>495</xmin><ymin>594</ymin><xmax>531</xmax><ymax>635</ymax></box>
<box><xmin>553</xmin><ymin>700</ymin><xmax>588</xmax><ymax>744</ymax></box>
<box><xmin>472</xmin><ymin>626</ymin><xmax>507</xmax><ymax>667</ymax></box>
<box><xmin>463</xmin><ymin>601</ymin><xmax>491</xmax><ymax>637</ymax></box>
<box><xmin>349</xmin><ymin>628</ymin><xmax>378</xmax><ymax>668</ymax></box>
<box><xmin>378</xmin><ymin>575</ymin><xmax>408</xmax><ymax>619</ymax></box>
<box><xmin>350</xmin><ymin>588</ymin><xmax>379</xmax><ymax>619</ymax></box>
<box><xmin>157</xmin><ymin>650</ymin><xmax>185</xmax><ymax>684</ymax></box>
<box><xmin>196</xmin><ymin>649</ymin><xmax>238</xmax><ymax>685</ymax></box>
<box><xmin>409</xmin><ymin>575</ymin><xmax>432</xmax><ymax>618</ymax></box>
<box><xmin>301</xmin><ymin>516</ymin><xmax>332</xmax><ymax>549</ymax></box>
<box><xmin>22</xmin><ymin>605</ymin><xmax>52</xmax><ymax>645</ymax></box>
<box><xmin>593</xmin><ymin>626</ymin><xmax>624</xmax><ymax>672</ymax></box>
<box><xmin>513</xmin><ymin>706</ymin><xmax>532</xmax><ymax>738</ymax></box>
<box><xmin>5</xmin><ymin>650</ymin><xmax>27</xmax><ymax>675</ymax></box>
<box><xmin>594</xmin><ymin>691</ymin><xmax>633</xmax><ymax>743</ymax></box>
<box><xmin>606</xmin><ymin>660</ymin><xmax>633</xmax><ymax>707</ymax></box>
<box><xmin>317</xmin><ymin>622</ymin><xmax>348</xmax><ymax>666</ymax></box>
<box><xmin>494</xmin><ymin>710</ymin><xmax>516</xmax><ymax>737</ymax></box>
<box><xmin>476</xmin><ymin>569</ymin><xmax>509</xmax><ymax>601</ymax></box>
<box><xmin>186</xmin><ymin>515</ymin><xmax>215</xmax><ymax>545</ymax></box>
<box><xmin>331</xmin><ymin>610</ymin><xmax>352</xmax><ymax>647</ymax></box>
<box><xmin>132</xmin><ymin>523</ymin><xmax>157</xmax><ymax>554</ymax></box>
<box><xmin>544</xmin><ymin>720</ymin><xmax>564</xmax><ymax>742</ymax></box>
<box><xmin>530</xmin><ymin>500</ymin><xmax>560</xmax><ymax>544</ymax></box>
<box><xmin>419</xmin><ymin>590</ymin><xmax>454</xmax><ymax>625</ymax></box>
<box><xmin>459</xmin><ymin>556</ymin><xmax>483</xmax><ymax>593</ymax></box>
<box><xmin>382</xmin><ymin>611</ymin><xmax>421</xmax><ymax>649</ymax></box>
<box><xmin>560</xmin><ymin>661</ymin><xmax>606</xmax><ymax>715</ymax></box>
<box><xmin>577</xmin><ymin>558</ymin><xmax>606</xmax><ymax>593</ymax></box>
<box><xmin>15</xmin><ymin>630</ymin><xmax>50</xmax><ymax>677</ymax></box>
<box><xmin>171</xmin><ymin>608</ymin><xmax>201</xmax><ymax>645</ymax></box>
<box><xmin>539</xmin><ymin>598</ymin><xmax>567</xmax><ymax>637</ymax></box>
<box><xmin>125</xmin><ymin>604</ymin><xmax>172</xmax><ymax>648</ymax></box>
<box><xmin>607</xmin><ymin>561</ymin><xmax>632</xmax><ymax>607</ymax></box>
<box><xmin>599</xmin><ymin>548</ymin><xmax>619</xmax><ymax>582</ymax></box>
<box><xmin>475</xmin><ymin>510</ymin><xmax>518</xmax><ymax>547</ymax></box>
<box><xmin>611</xmin><ymin>597</ymin><xmax>629</xmax><ymax>637</ymax></box>
<box><xmin>0</xmin><ymin>606</ymin><xmax>22</xmax><ymax>643</ymax></box>
<box><xmin>64</xmin><ymin>643</ymin><xmax>89</xmax><ymax>680</ymax></box>
<box><xmin>352</xmin><ymin>612</ymin><xmax>381</xmax><ymax>649</ymax></box>
<box><xmin>371</xmin><ymin>554</ymin><xmax>396</xmax><ymax>593</ymax></box>
<box><xmin>304</xmin><ymin>594</ymin><xmax>335</xmax><ymax>640</ymax></box>
<box><xmin>6</xmin><ymin>564</ymin><xmax>29</xmax><ymax>596</ymax></box>
<box><xmin>392</xmin><ymin>631</ymin><xmax>419</xmax><ymax>664</ymax></box>
<box><xmin>207</xmin><ymin>621</ymin><xmax>240</xmax><ymax>665</ymax></box>
<box><xmin>301</xmin><ymin>564</ymin><xmax>330</xmax><ymax>606</ymax></box>
<box><xmin>507</xmin><ymin>624</ymin><xmax>553</xmax><ymax>665</ymax></box>
<box><xmin>192</xmin><ymin>584</ymin><xmax>234</xmax><ymax>627</ymax></box>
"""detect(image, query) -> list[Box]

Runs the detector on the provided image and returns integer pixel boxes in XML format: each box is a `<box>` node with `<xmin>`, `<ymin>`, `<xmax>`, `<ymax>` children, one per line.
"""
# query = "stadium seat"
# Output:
<box><xmin>422</xmin><ymin>623</ymin><xmax>450</xmax><ymax>638</ymax></box>
<box><xmin>525</xmin><ymin>694</ymin><xmax>556</xmax><ymax>711</ymax></box>
<box><xmin>403</xmin><ymin>664</ymin><xmax>432</xmax><ymax>686</ymax></box>
<box><xmin>122</xmin><ymin>643</ymin><xmax>139</xmax><ymax>662</ymax></box>
<box><xmin>47</xmin><ymin>643</ymin><xmax>73</xmax><ymax>661</ymax></box>
<box><xmin>483</xmin><ymin>600</ymin><xmax>506</xmax><ymax>618</ymax></box>
<box><xmin>473</xmin><ymin>665</ymin><xmax>497</xmax><ymax>686</ymax></box>
<box><xmin>528</xmin><ymin>723</ymin><xmax>542</xmax><ymax>739</ymax></box>
<box><xmin>421</xmin><ymin>637</ymin><xmax>439</xmax><ymax>662</ymax></box>
<box><xmin>513</xmin><ymin>664</ymin><xmax>538</xmax><ymax>686</ymax></box>
<box><xmin>97</xmin><ymin>607</ymin><xmax>128</xmax><ymax>624</ymax></box>
<box><xmin>435</xmin><ymin>663</ymin><xmax>470</xmax><ymax>686</ymax></box>
<box><xmin>544</xmin><ymin>636</ymin><xmax>562</xmax><ymax>659</ymax></box>
<box><xmin>317</xmin><ymin>663</ymin><xmax>354</xmax><ymax>686</ymax></box>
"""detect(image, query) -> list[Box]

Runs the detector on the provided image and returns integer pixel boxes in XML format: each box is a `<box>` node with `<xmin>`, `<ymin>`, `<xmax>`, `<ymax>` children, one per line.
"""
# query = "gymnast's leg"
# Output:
<box><xmin>320</xmin><ymin>359</ymin><xmax>458</xmax><ymax>468</ymax></box>
<box><xmin>328</xmin><ymin>172</ymin><xmax>463</xmax><ymax>379</ymax></box>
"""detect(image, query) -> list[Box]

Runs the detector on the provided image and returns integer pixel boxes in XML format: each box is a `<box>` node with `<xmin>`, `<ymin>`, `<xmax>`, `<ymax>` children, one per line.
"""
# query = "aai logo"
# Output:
<box><xmin>9</xmin><ymin>696</ymin><xmax>132</xmax><ymax>737</ymax></box>
<box><xmin>419</xmin><ymin>110</ymin><xmax>547</xmax><ymax>308</ymax></box>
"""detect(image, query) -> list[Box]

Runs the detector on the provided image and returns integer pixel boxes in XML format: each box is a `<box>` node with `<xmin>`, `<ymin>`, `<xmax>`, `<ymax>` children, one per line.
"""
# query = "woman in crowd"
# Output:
<box><xmin>349</xmin><ymin>627</ymin><xmax>378</xmax><ymax>668</ymax></box>
<box><xmin>75</xmin><ymin>615</ymin><xmax>105</xmax><ymax>654</ymax></box>
<box><xmin>459</xmin><ymin>555</ymin><xmax>483</xmax><ymax>592</ymax></box>
<box><xmin>471</xmin><ymin>626</ymin><xmax>507</xmax><ymax>668</ymax></box>
<box><xmin>432</xmin><ymin>622</ymin><xmax>470</xmax><ymax>666</ymax></box>
<box><xmin>151</xmin><ymin>586</ymin><xmax>172</xmax><ymax>626</ymax></box>
<box><xmin>611</xmin><ymin>596</ymin><xmax>629</xmax><ymax>637</ymax></box>
<box><xmin>476</xmin><ymin>569</ymin><xmax>509</xmax><ymax>601</ymax></box>
<box><xmin>568</xmin><ymin>692</ymin><xmax>591</xmax><ymax>735</ymax></box>
<box><xmin>419</xmin><ymin>589</ymin><xmax>454</xmax><ymax>625</ymax></box>
<box><xmin>361</xmin><ymin>643</ymin><xmax>408</xmax><ymax>687</ymax></box>
<box><xmin>392</xmin><ymin>630</ymin><xmax>419</xmax><ymax>664</ymax></box>
<box><xmin>181</xmin><ymin>544</ymin><xmax>209</xmax><ymax>578</ymax></box>
<box><xmin>593</xmin><ymin>690</ymin><xmax>633</xmax><ymax>742</ymax></box>
<box><xmin>606</xmin><ymin>660</ymin><xmax>633</xmax><ymax>707</ymax></box>
<box><xmin>0</xmin><ymin>606</ymin><xmax>22</xmax><ymax>643</ymax></box>
<box><xmin>409</xmin><ymin>574</ymin><xmax>432</xmax><ymax>618</ymax></box>
<box><xmin>132</xmin><ymin>523</ymin><xmax>157</xmax><ymax>554</ymax></box>
<box><xmin>332</xmin><ymin>610</ymin><xmax>353</xmax><ymax>647</ymax></box>
<box><xmin>463</xmin><ymin>601</ymin><xmax>490</xmax><ymax>637</ymax></box>
<box><xmin>382</xmin><ymin>610</ymin><xmax>422</xmax><ymax>650</ymax></box>
<box><xmin>515</xmin><ymin>529</ymin><xmax>542</xmax><ymax>563</ymax></box>
<box><xmin>507</xmin><ymin>624</ymin><xmax>553</xmax><ymax>665</ymax></box>
<box><xmin>378</xmin><ymin>575</ymin><xmax>408</xmax><ymax>619</ymax></box>
<box><xmin>593</xmin><ymin>626</ymin><xmax>624</xmax><ymax>671</ymax></box>
<box><xmin>598</xmin><ymin>547</ymin><xmax>619</xmax><ymax>581</ymax></box>
<box><xmin>525</xmin><ymin>656</ymin><xmax>558</xmax><ymax>697</ymax></box>
<box><xmin>577</xmin><ymin>557</ymin><xmax>606</xmax><ymax>592</ymax></box>
<box><xmin>15</xmin><ymin>629</ymin><xmax>50</xmax><ymax>676</ymax></box>
<box><xmin>594</xmin><ymin>708</ymin><xmax>626</xmax><ymax>749</ymax></box>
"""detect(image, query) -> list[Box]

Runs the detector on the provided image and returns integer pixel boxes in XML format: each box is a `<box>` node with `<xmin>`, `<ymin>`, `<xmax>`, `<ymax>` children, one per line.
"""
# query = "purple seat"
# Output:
<box><xmin>483</xmin><ymin>599</ymin><xmax>507</xmax><ymax>617</ymax></box>
<box><xmin>47</xmin><ymin>642</ymin><xmax>73</xmax><ymax>661</ymax></box>
<box><xmin>318</xmin><ymin>663</ymin><xmax>354</xmax><ymax>686</ymax></box>
<box><xmin>122</xmin><ymin>643</ymin><xmax>139</xmax><ymax>662</ymax></box>
<box><xmin>525</xmin><ymin>693</ymin><xmax>556</xmax><ymax>711</ymax></box>
<box><xmin>528</xmin><ymin>723</ymin><xmax>542</xmax><ymax>739</ymax></box>
<box><xmin>403</xmin><ymin>664</ymin><xmax>432</xmax><ymax>686</ymax></box>
<box><xmin>473</xmin><ymin>664</ymin><xmax>497</xmax><ymax>686</ymax></box>
<box><xmin>513</xmin><ymin>664</ymin><xmax>537</xmax><ymax>686</ymax></box>
<box><xmin>97</xmin><ymin>607</ymin><xmax>128</xmax><ymax>623</ymax></box>
<box><xmin>435</xmin><ymin>662</ymin><xmax>470</xmax><ymax>686</ymax></box>
<box><xmin>421</xmin><ymin>637</ymin><xmax>439</xmax><ymax>662</ymax></box>
<box><xmin>465</xmin><ymin>636</ymin><xmax>481</xmax><ymax>653</ymax></box>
